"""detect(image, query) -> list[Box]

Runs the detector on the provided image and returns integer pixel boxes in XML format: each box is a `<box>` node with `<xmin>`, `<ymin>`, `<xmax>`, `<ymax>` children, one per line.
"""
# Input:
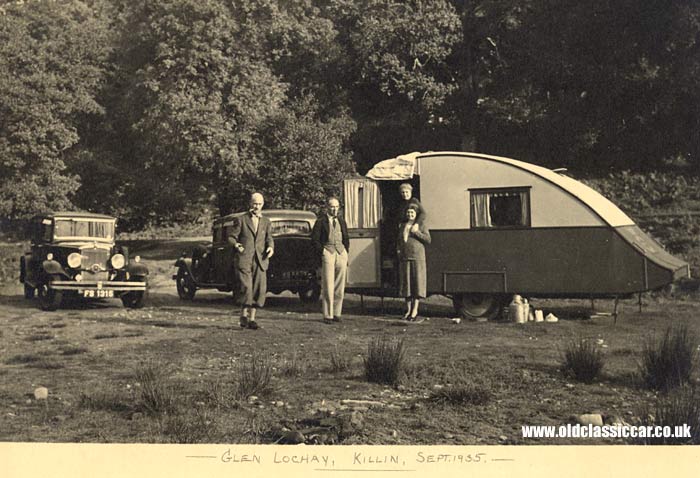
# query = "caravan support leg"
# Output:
<box><xmin>638</xmin><ymin>293</ymin><xmax>643</xmax><ymax>313</ymax></box>
<box><xmin>360</xmin><ymin>294</ymin><xmax>365</xmax><ymax>313</ymax></box>
<box><xmin>590</xmin><ymin>298</ymin><xmax>595</xmax><ymax>312</ymax></box>
<box><xmin>613</xmin><ymin>297</ymin><xmax>619</xmax><ymax>324</ymax></box>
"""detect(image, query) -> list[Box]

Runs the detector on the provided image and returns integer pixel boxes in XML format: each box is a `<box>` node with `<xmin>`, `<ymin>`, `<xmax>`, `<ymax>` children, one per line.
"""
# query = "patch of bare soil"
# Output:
<box><xmin>0</xmin><ymin>240</ymin><xmax>698</xmax><ymax>444</ymax></box>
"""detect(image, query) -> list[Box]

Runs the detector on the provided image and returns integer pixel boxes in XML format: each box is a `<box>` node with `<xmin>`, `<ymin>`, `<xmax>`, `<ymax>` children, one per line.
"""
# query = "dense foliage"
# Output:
<box><xmin>1</xmin><ymin>0</ymin><xmax>698</xmax><ymax>226</ymax></box>
<box><xmin>0</xmin><ymin>0</ymin><xmax>112</xmax><ymax>218</ymax></box>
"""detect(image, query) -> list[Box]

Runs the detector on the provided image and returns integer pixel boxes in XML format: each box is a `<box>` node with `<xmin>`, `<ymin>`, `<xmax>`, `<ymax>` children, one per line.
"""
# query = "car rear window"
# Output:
<box><xmin>270</xmin><ymin>220</ymin><xmax>311</xmax><ymax>237</ymax></box>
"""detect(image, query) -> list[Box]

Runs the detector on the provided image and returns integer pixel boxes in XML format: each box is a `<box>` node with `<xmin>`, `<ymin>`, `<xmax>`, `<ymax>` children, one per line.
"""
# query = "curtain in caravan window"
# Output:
<box><xmin>519</xmin><ymin>190</ymin><xmax>530</xmax><ymax>226</ymax></box>
<box><xmin>344</xmin><ymin>180</ymin><xmax>381</xmax><ymax>228</ymax></box>
<box><xmin>362</xmin><ymin>180</ymin><xmax>381</xmax><ymax>228</ymax></box>
<box><xmin>344</xmin><ymin>181</ymin><xmax>360</xmax><ymax>228</ymax></box>
<box><xmin>471</xmin><ymin>193</ymin><xmax>491</xmax><ymax>227</ymax></box>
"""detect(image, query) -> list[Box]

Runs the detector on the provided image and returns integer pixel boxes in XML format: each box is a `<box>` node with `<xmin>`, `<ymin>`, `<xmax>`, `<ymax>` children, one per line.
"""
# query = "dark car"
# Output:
<box><xmin>19</xmin><ymin>212</ymin><xmax>149</xmax><ymax>311</ymax></box>
<box><xmin>174</xmin><ymin>209</ymin><xmax>321</xmax><ymax>302</ymax></box>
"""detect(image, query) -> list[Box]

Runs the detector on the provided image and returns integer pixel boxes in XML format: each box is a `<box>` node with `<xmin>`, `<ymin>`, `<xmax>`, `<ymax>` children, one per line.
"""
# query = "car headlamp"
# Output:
<box><xmin>110</xmin><ymin>253</ymin><xmax>126</xmax><ymax>269</ymax></box>
<box><xmin>67</xmin><ymin>252</ymin><xmax>82</xmax><ymax>269</ymax></box>
<box><xmin>134</xmin><ymin>255</ymin><xmax>141</xmax><ymax>263</ymax></box>
<box><xmin>46</xmin><ymin>253</ymin><xmax>53</xmax><ymax>261</ymax></box>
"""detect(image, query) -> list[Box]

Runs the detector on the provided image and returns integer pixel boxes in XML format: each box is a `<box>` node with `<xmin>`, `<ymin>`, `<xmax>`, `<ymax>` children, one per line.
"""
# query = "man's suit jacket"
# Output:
<box><xmin>228</xmin><ymin>213</ymin><xmax>274</xmax><ymax>271</ymax></box>
<box><xmin>311</xmin><ymin>214</ymin><xmax>350</xmax><ymax>256</ymax></box>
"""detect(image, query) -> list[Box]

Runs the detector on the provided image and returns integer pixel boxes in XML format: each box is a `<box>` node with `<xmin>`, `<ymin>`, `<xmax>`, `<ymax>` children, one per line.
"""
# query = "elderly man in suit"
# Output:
<box><xmin>311</xmin><ymin>196</ymin><xmax>350</xmax><ymax>323</ymax></box>
<box><xmin>228</xmin><ymin>192</ymin><xmax>274</xmax><ymax>330</ymax></box>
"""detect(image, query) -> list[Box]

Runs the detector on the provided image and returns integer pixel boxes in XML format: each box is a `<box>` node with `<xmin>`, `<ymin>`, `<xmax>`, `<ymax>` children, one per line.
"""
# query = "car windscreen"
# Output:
<box><xmin>54</xmin><ymin>219</ymin><xmax>114</xmax><ymax>240</ymax></box>
<box><xmin>270</xmin><ymin>220</ymin><xmax>311</xmax><ymax>237</ymax></box>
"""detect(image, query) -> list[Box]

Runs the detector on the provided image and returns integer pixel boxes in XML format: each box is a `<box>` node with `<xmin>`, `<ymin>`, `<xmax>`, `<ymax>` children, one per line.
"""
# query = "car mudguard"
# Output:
<box><xmin>174</xmin><ymin>257</ymin><xmax>193</xmax><ymax>270</ymax></box>
<box><xmin>126</xmin><ymin>262</ymin><xmax>149</xmax><ymax>277</ymax></box>
<box><xmin>41</xmin><ymin>260</ymin><xmax>69</xmax><ymax>278</ymax></box>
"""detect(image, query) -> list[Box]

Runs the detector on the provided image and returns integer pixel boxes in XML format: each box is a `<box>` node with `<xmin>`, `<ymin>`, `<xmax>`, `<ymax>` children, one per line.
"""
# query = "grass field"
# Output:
<box><xmin>1</xmin><ymin>239</ymin><xmax>698</xmax><ymax>445</ymax></box>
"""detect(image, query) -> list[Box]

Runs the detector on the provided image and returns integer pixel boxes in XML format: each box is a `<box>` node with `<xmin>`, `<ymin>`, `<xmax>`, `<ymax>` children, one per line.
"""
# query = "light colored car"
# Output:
<box><xmin>20</xmin><ymin>212</ymin><xmax>148</xmax><ymax>310</ymax></box>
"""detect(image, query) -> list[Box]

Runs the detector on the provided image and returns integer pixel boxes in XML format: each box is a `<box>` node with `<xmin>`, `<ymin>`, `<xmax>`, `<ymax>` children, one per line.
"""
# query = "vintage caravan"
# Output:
<box><xmin>342</xmin><ymin>151</ymin><xmax>690</xmax><ymax>319</ymax></box>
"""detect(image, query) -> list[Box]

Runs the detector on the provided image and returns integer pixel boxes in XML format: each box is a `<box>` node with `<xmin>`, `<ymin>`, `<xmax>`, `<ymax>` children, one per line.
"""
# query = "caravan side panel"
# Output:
<box><xmin>426</xmin><ymin>227</ymin><xmax>660</xmax><ymax>296</ymax></box>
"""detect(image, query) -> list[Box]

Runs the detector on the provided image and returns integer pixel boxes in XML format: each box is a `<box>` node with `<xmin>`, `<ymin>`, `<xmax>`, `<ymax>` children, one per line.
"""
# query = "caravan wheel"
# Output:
<box><xmin>452</xmin><ymin>294</ymin><xmax>502</xmax><ymax>321</ymax></box>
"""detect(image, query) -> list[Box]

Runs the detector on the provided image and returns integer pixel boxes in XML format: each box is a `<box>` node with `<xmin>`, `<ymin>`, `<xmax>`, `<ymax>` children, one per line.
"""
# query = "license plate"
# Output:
<box><xmin>82</xmin><ymin>289</ymin><xmax>114</xmax><ymax>298</ymax></box>
<box><xmin>282</xmin><ymin>271</ymin><xmax>306</xmax><ymax>280</ymax></box>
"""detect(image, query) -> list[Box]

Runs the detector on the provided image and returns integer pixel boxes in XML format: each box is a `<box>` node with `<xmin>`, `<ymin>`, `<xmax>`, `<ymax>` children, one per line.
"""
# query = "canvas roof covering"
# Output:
<box><xmin>365</xmin><ymin>152</ymin><xmax>421</xmax><ymax>180</ymax></box>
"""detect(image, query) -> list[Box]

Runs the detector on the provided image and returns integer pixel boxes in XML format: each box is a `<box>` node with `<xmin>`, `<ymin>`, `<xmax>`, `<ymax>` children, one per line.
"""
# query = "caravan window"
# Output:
<box><xmin>470</xmin><ymin>187</ymin><xmax>531</xmax><ymax>228</ymax></box>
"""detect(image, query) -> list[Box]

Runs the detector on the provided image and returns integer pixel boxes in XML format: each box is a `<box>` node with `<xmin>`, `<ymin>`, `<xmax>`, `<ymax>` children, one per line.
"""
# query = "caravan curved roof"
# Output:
<box><xmin>369</xmin><ymin>151</ymin><xmax>635</xmax><ymax>228</ymax></box>
<box><xmin>430</xmin><ymin>152</ymin><xmax>634</xmax><ymax>227</ymax></box>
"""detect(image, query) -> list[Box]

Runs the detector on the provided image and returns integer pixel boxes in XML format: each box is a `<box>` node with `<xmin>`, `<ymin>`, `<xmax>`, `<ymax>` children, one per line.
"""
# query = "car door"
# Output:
<box><xmin>212</xmin><ymin>216</ymin><xmax>236</xmax><ymax>286</ymax></box>
<box><xmin>210</xmin><ymin>222</ymin><xmax>228</xmax><ymax>285</ymax></box>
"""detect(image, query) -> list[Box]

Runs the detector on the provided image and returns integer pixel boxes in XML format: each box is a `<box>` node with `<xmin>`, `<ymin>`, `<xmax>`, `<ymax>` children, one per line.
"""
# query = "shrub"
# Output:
<box><xmin>201</xmin><ymin>380</ymin><xmax>239</xmax><ymax>411</ymax></box>
<box><xmin>280</xmin><ymin>351</ymin><xmax>303</xmax><ymax>378</ymax></box>
<box><xmin>6</xmin><ymin>354</ymin><xmax>42</xmax><ymax>364</ymax></box>
<box><xmin>429</xmin><ymin>382</ymin><xmax>491</xmax><ymax>406</ymax></box>
<box><xmin>28</xmin><ymin>360</ymin><xmax>65</xmax><ymax>370</ymax></box>
<box><xmin>363</xmin><ymin>336</ymin><xmax>406</xmax><ymax>386</ymax></box>
<box><xmin>93</xmin><ymin>333</ymin><xmax>119</xmax><ymax>340</ymax></box>
<box><xmin>60</xmin><ymin>346</ymin><xmax>88</xmax><ymax>356</ymax></box>
<box><xmin>161</xmin><ymin>409</ymin><xmax>216</xmax><ymax>444</ymax></box>
<box><xmin>134</xmin><ymin>362</ymin><xmax>177</xmax><ymax>415</ymax></box>
<box><xmin>584</xmin><ymin>171</ymin><xmax>699</xmax><ymax>213</ymax></box>
<box><xmin>26</xmin><ymin>333</ymin><xmax>54</xmax><ymax>342</ymax></box>
<box><xmin>329</xmin><ymin>346</ymin><xmax>352</xmax><ymax>373</ymax></box>
<box><xmin>637</xmin><ymin>386</ymin><xmax>700</xmax><ymax>444</ymax></box>
<box><xmin>561</xmin><ymin>338</ymin><xmax>605</xmax><ymax>383</ymax></box>
<box><xmin>640</xmin><ymin>325</ymin><xmax>697</xmax><ymax>392</ymax></box>
<box><xmin>236</xmin><ymin>354</ymin><xmax>274</xmax><ymax>400</ymax></box>
<box><xmin>79</xmin><ymin>391</ymin><xmax>131</xmax><ymax>413</ymax></box>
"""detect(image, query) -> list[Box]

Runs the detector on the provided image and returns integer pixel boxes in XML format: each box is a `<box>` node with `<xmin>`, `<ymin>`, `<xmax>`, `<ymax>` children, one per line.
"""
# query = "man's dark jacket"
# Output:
<box><xmin>311</xmin><ymin>214</ymin><xmax>350</xmax><ymax>256</ymax></box>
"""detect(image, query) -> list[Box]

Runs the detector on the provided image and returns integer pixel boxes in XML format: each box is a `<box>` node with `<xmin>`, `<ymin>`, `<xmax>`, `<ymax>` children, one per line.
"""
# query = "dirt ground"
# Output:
<box><xmin>1</xmin><ymin>240</ymin><xmax>698</xmax><ymax>444</ymax></box>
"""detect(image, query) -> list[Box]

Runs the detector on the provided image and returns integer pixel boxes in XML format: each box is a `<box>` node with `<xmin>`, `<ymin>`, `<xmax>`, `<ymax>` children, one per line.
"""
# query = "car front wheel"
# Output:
<box><xmin>24</xmin><ymin>283</ymin><xmax>35</xmax><ymax>299</ymax></box>
<box><xmin>38</xmin><ymin>276</ymin><xmax>63</xmax><ymax>311</ymax></box>
<box><xmin>176</xmin><ymin>266</ymin><xmax>196</xmax><ymax>300</ymax></box>
<box><xmin>121</xmin><ymin>290</ymin><xmax>147</xmax><ymax>309</ymax></box>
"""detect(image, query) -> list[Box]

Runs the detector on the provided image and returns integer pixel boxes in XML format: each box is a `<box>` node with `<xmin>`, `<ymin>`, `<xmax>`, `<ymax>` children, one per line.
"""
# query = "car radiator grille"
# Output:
<box><xmin>81</xmin><ymin>248</ymin><xmax>110</xmax><ymax>280</ymax></box>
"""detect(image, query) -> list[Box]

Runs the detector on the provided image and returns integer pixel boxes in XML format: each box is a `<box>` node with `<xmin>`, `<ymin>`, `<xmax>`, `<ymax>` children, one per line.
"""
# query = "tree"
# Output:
<box><xmin>114</xmin><ymin>0</ymin><xmax>287</xmax><ymax>220</ymax></box>
<box><xmin>86</xmin><ymin>0</ymin><xmax>351</xmax><ymax>227</ymax></box>
<box><xmin>0</xmin><ymin>0</ymin><xmax>112</xmax><ymax>219</ymax></box>
<box><xmin>253</xmin><ymin>95</ymin><xmax>356</xmax><ymax>212</ymax></box>
<box><xmin>484</xmin><ymin>0</ymin><xmax>700</xmax><ymax>171</ymax></box>
<box><xmin>321</xmin><ymin>0</ymin><xmax>462</xmax><ymax>172</ymax></box>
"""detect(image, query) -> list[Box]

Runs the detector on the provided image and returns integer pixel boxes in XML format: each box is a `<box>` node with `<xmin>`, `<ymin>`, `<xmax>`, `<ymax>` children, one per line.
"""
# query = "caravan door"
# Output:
<box><xmin>343</xmin><ymin>178</ymin><xmax>382</xmax><ymax>289</ymax></box>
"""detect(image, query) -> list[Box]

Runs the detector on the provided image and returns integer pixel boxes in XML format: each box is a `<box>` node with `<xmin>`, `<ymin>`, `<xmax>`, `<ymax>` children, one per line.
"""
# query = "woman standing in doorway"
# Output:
<box><xmin>397</xmin><ymin>204</ymin><xmax>431</xmax><ymax>321</ymax></box>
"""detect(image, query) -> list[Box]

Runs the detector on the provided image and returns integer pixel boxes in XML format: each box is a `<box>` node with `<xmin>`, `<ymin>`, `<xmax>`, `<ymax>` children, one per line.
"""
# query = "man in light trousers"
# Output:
<box><xmin>311</xmin><ymin>197</ymin><xmax>350</xmax><ymax>323</ymax></box>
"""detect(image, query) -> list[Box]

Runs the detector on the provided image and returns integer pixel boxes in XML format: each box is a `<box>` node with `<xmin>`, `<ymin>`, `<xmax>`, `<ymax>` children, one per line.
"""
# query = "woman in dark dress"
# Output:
<box><xmin>396</xmin><ymin>204</ymin><xmax>431</xmax><ymax>321</ymax></box>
